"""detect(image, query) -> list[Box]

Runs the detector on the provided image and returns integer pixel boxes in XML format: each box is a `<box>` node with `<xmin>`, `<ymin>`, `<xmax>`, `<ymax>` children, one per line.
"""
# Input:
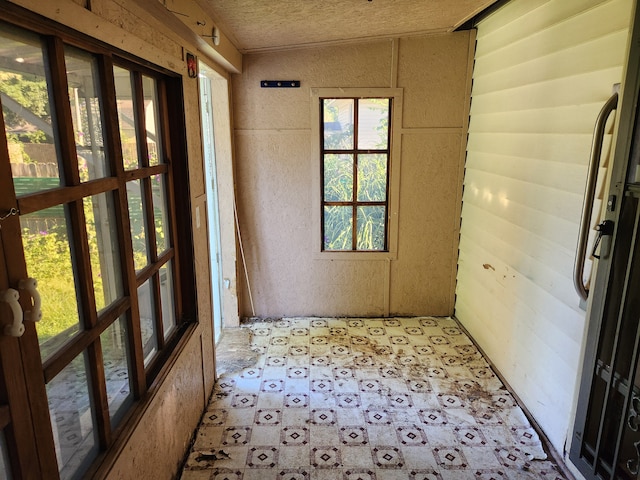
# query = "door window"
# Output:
<box><xmin>0</xmin><ymin>19</ymin><xmax>194</xmax><ymax>479</ymax></box>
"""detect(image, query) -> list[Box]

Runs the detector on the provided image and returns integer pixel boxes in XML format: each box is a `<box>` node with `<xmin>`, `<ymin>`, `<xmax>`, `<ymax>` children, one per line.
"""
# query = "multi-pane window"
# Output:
<box><xmin>114</xmin><ymin>65</ymin><xmax>178</xmax><ymax>365</ymax></box>
<box><xmin>321</xmin><ymin>97</ymin><xmax>392</xmax><ymax>251</ymax></box>
<box><xmin>0</xmin><ymin>19</ymin><xmax>193</xmax><ymax>479</ymax></box>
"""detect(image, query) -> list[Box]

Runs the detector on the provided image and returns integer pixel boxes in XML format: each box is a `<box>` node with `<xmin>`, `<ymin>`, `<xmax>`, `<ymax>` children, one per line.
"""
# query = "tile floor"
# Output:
<box><xmin>179</xmin><ymin>317</ymin><xmax>569</xmax><ymax>480</ymax></box>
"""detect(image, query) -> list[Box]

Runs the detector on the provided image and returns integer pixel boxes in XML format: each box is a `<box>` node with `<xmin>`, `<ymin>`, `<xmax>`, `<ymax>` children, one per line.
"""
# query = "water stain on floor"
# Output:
<box><xmin>215</xmin><ymin>327</ymin><xmax>261</xmax><ymax>377</ymax></box>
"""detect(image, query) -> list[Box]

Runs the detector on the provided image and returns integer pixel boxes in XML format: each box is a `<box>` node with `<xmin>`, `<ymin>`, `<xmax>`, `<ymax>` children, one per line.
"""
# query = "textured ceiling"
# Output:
<box><xmin>202</xmin><ymin>0</ymin><xmax>499</xmax><ymax>53</ymax></box>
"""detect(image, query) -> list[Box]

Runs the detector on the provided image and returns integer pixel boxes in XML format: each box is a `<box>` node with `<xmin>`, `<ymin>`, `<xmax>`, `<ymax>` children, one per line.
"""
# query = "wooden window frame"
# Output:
<box><xmin>311</xmin><ymin>87</ymin><xmax>403</xmax><ymax>260</ymax></box>
<box><xmin>321</xmin><ymin>97</ymin><xmax>392</xmax><ymax>252</ymax></box>
<box><xmin>0</xmin><ymin>7</ymin><xmax>197</xmax><ymax>478</ymax></box>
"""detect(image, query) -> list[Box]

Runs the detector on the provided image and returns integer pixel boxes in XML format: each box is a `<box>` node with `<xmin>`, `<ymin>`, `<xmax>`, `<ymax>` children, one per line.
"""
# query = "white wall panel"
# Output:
<box><xmin>456</xmin><ymin>0</ymin><xmax>633</xmax><ymax>455</ymax></box>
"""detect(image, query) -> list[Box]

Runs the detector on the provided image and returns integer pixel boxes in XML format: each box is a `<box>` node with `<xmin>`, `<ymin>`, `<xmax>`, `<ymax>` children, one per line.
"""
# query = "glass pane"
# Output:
<box><xmin>323</xmin><ymin>154</ymin><xmax>353</xmax><ymax>202</ymax></box>
<box><xmin>101</xmin><ymin>316</ymin><xmax>133</xmax><ymax>430</ymax></box>
<box><xmin>357</xmin><ymin>206</ymin><xmax>386</xmax><ymax>251</ymax></box>
<box><xmin>1</xmin><ymin>27</ymin><xmax>62</xmax><ymax>195</ymax></box>
<box><xmin>127</xmin><ymin>179</ymin><xmax>149</xmax><ymax>271</ymax></box>
<box><xmin>357</xmin><ymin>98</ymin><xmax>390</xmax><ymax>149</ymax></box>
<box><xmin>21</xmin><ymin>207</ymin><xmax>81</xmax><ymax>361</ymax></box>
<box><xmin>142</xmin><ymin>75</ymin><xmax>162</xmax><ymax>166</ymax></box>
<box><xmin>0</xmin><ymin>430</ymin><xmax>12</xmax><ymax>480</ymax></box>
<box><xmin>159</xmin><ymin>263</ymin><xmax>176</xmax><ymax>339</ymax></box>
<box><xmin>323</xmin><ymin>98</ymin><xmax>353</xmax><ymax>150</ymax></box>
<box><xmin>138</xmin><ymin>279</ymin><xmax>157</xmax><ymax>366</ymax></box>
<box><xmin>357</xmin><ymin>154</ymin><xmax>387</xmax><ymax>202</ymax></box>
<box><xmin>631</xmin><ymin>153</ymin><xmax>640</xmax><ymax>183</ymax></box>
<box><xmin>84</xmin><ymin>193</ymin><xmax>123</xmax><ymax>312</ymax></box>
<box><xmin>65</xmin><ymin>47</ymin><xmax>109</xmax><ymax>181</ymax></box>
<box><xmin>46</xmin><ymin>352</ymin><xmax>98</xmax><ymax>480</ymax></box>
<box><xmin>114</xmin><ymin>66</ymin><xmax>139</xmax><ymax>170</ymax></box>
<box><xmin>152</xmin><ymin>174</ymin><xmax>170</xmax><ymax>253</ymax></box>
<box><xmin>324</xmin><ymin>206</ymin><xmax>352</xmax><ymax>251</ymax></box>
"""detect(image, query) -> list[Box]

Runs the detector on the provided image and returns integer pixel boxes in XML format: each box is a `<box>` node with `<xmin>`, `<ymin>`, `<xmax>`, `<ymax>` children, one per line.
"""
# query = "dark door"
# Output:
<box><xmin>570</xmin><ymin>4</ymin><xmax>640</xmax><ymax>479</ymax></box>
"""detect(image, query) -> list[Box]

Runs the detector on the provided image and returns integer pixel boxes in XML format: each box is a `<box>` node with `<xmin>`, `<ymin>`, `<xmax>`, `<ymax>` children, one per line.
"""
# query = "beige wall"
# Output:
<box><xmin>232</xmin><ymin>32</ymin><xmax>475</xmax><ymax>318</ymax></box>
<box><xmin>5</xmin><ymin>0</ymin><xmax>239</xmax><ymax>477</ymax></box>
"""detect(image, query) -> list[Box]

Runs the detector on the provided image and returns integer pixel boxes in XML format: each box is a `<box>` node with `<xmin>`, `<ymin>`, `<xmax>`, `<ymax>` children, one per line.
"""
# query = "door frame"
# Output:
<box><xmin>196</xmin><ymin>62</ymin><xmax>240</xmax><ymax>338</ymax></box>
<box><xmin>198</xmin><ymin>63</ymin><xmax>225</xmax><ymax>344</ymax></box>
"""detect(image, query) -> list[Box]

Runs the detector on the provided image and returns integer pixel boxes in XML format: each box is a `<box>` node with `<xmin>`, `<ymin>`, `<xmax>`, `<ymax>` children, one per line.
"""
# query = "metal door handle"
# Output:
<box><xmin>19</xmin><ymin>278</ymin><xmax>42</xmax><ymax>323</ymax></box>
<box><xmin>591</xmin><ymin>220</ymin><xmax>615</xmax><ymax>259</ymax></box>
<box><xmin>1</xmin><ymin>289</ymin><xmax>24</xmax><ymax>337</ymax></box>
<box><xmin>574</xmin><ymin>90</ymin><xmax>619</xmax><ymax>301</ymax></box>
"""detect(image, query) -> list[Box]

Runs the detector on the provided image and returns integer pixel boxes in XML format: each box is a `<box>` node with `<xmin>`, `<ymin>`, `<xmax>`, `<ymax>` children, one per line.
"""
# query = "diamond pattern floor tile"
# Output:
<box><xmin>180</xmin><ymin>317</ymin><xmax>568</xmax><ymax>479</ymax></box>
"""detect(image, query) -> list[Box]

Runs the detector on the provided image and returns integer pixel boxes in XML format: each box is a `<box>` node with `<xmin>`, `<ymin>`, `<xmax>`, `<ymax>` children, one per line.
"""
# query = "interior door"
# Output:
<box><xmin>570</xmin><ymin>4</ymin><xmax>640</xmax><ymax>479</ymax></box>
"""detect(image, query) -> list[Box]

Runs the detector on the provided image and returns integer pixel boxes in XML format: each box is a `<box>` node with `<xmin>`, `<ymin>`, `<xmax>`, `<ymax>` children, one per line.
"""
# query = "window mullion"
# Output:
<box><xmin>131</xmin><ymin>71</ymin><xmax>169</xmax><ymax>373</ymax></box>
<box><xmin>86</xmin><ymin>341</ymin><xmax>111</xmax><ymax>448</ymax></box>
<box><xmin>352</xmin><ymin>203</ymin><xmax>357</xmax><ymax>251</ymax></box>
<box><xmin>68</xmin><ymin>200</ymin><xmax>98</xmax><ymax>326</ymax></box>
<box><xmin>141</xmin><ymin>159</ymin><xmax>163</xmax><ymax>348</ymax></box>
<box><xmin>384</xmin><ymin>153</ymin><xmax>391</xmax><ymax>251</ymax></box>
<box><xmin>137</xmin><ymin>78</ymin><xmax>158</xmax><ymax>265</ymax></box>
<box><xmin>320</xmin><ymin>101</ymin><xmax>327</xmax><ymax>251</ymax></box>
<box><xmin>152</xmin><ymin>274</ymin><xmax>165</xmax><ymax>349</ymax></box>
<box><xmin>384</xmin><ymin>99</ymin><xmax>392</xmax><ymax>251</ymax></box>
<box><xmin>352</xmin><ymin>99</ymin><xmax>359</xmax><ymax>250</ymax></box>
<box><xmin>132</xmin><ymin>72</ymin><xmax>149</xmax><ymax>169</ymax></box>
<box><xmin>142</xmin><ymin>177</ymin><xmax>158</xmax><ymax>263</ymax></box>
<box><xmin>97</xmin><ymin>55</ymin><xmax>123</xmax><ymax>179</ymax></box>
<box><xmin>101</xmin><ymin>59</ymin><xmax>146</xmax><ymax>398</ymax></box>
<box><xmin>352</xmin><ymin>152</ymin><xmax>357</xmax><ymax>251</ymax></box>
<box><xmin>46</xmin><ymin>36</ymin><xmax>80</xmax><ymax>186</ymax></box>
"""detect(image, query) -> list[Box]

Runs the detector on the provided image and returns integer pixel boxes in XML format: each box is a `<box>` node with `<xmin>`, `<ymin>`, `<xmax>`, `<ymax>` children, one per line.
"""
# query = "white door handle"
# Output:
<box><xmin>1</xmin><ymin>289</ymin><xmax>25</xmax><ymax>337</ymax></box>
<box><xmin>19</xmin><ymin>278</ymin><xmax>42</xmax><ymax>323</ymax></box>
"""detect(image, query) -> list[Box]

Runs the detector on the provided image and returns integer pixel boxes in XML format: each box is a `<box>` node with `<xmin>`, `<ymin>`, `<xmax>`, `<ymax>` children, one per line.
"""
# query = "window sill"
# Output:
<box><xmin>313</xmin><ymin>250</ymin><xmax>397</xmax><ymax>261</ymax></box>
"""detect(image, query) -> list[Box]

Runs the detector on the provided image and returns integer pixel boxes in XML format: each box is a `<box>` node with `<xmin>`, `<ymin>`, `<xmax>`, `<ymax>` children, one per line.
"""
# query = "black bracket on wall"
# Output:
<box><xmin>261</xmin><ymin>80</ymin><xmax>300</xmax><ymax>88</ymax></box>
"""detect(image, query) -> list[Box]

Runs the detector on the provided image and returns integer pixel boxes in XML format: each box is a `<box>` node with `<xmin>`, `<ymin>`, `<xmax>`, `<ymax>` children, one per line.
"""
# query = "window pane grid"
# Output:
<box><xmin>1</xmin><ymin>20</ymin><xmax>189</xmax><ymax>478</ymax></box>
<box><xmin>321</xmin><ymin>97</ymin><xmax>391</xmax><ymax>252</ymax></box>
<box><xmin>119</xmin><ymin>66</ymin><xmax>177</xmax><ymax>369</ymax></box>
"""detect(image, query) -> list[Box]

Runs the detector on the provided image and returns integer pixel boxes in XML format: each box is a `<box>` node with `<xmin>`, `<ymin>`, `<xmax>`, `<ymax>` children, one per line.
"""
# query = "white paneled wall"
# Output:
<box><xmin>456</xmin><ymin>0</ymin><xmax>633</xmax><ymax>454</ymax></box>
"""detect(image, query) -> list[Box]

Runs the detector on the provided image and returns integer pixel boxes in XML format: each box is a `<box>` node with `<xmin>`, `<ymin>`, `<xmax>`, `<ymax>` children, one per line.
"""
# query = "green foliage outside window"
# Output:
<box><xmin>0</xmin><ymin>72</ymin><xmax>50</xmax><ymax>129</ymax></box>
<box><xmin>22</xmin><ymin>224</ymin><xmax>80</xmax><ymax>343</ymax></box>
<box><xmin>1</xmin><ymin>72</ymin><xmax>51</xmax><ymax>164</ymax></box>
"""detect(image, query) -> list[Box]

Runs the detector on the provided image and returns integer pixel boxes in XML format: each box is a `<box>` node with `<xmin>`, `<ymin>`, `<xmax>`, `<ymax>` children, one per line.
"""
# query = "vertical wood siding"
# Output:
<box><xmin>456</xmin><ymin>0</ymin><xmax>633</xmax><ymax>453</ymax></box>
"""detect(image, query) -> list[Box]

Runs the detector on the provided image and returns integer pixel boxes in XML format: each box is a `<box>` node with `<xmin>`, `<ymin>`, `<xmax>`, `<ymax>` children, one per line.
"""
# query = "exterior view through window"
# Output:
<box><xmin>321</xmin><ymin>97</ymin><xmax>391</xmax><ymax>251</ymax></box>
